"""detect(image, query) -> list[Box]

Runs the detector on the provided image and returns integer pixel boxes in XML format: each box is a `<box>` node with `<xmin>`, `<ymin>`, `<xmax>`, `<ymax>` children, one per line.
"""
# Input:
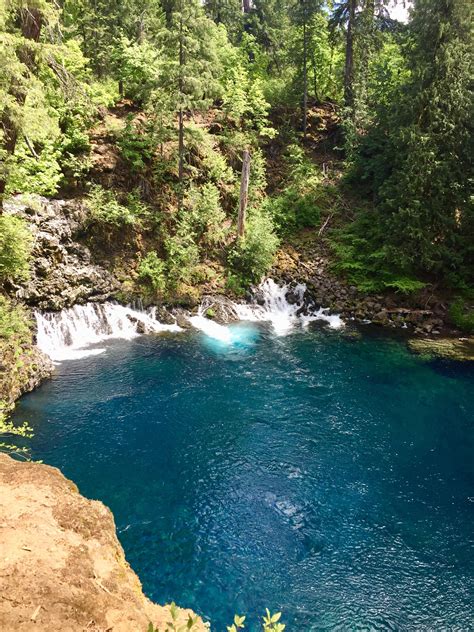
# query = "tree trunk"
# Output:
<box><xmin>0</xmin><ymin>8</ymin><xmax>43</xmax><ymax>207</ymax></box>
<box><xmin>238</xmin><ymin>149</ymin><xmax>251</xmax><ymax>239</ymax></box>
<box><xmin>302</xmin><ymin>13</ymin><xmax>308</xmax><ymax>138</ymax></box>
<box><xmin>344</xmin><ymin>0</ymin><xmax>356</xmax><ymax>110</ymax></box>
<box><xmin>242</xmin><ymin>0</ymin><xmax>251</xmax><ymax>14</ymax></box>
<box><xmin>178</xmin><ymin>8</ymin><xmax>185</xmax><ymax>206</ymax></box>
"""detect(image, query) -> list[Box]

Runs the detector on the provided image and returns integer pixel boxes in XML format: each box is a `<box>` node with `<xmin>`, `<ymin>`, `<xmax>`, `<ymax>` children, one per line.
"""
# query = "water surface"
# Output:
<box><xmin>13</xmin><ymin>325</ymin><xmax>474</xmax><ymax>630</ymax></box>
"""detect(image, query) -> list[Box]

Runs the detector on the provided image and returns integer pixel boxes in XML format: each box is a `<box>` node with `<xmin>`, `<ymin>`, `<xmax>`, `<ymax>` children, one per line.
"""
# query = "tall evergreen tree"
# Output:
<box><xmin>159</xmin><ymin>0</ymin><xmax>222</xmax><ymax>191</ymax></box>
<box><xmin>367</xmin><ymin>0</ymin><xmax>473</xmax><ymax>280</ymax></box>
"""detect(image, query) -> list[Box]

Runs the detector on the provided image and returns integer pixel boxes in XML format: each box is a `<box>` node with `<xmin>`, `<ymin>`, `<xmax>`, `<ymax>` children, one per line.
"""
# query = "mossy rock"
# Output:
<box><xmin>408</xmin><ymin>337</ymin><xmax>474</xmax><ymax>362</ymax></box>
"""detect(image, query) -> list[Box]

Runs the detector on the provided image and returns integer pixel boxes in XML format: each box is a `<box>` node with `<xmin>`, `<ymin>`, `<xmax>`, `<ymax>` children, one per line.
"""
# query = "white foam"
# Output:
<box><xmin>35</xmin><ymin>303</ymin><xmax>181</xmax><ymax>362</ymax></box>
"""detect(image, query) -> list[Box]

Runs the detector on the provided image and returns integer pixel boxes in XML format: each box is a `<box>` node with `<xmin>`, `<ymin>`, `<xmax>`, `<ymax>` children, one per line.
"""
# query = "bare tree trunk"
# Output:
<box><xmin>344</xmin><ymin>0</ymin><xmax>356</xmax><ymax>110</ymax></box>
<box><xmin>0</xmin><ymin>8</ymin><xmax>43</xmax><ymax>207</ymax></box>
<box><xmin>238</xmin><ymin>149</ymin><xmax>251</xmax><ymax>239</ymax></box>
<box><xmin>242</xmin><ymin>0</ymin><xmax>251</xmax><ymax>14</ymax></box>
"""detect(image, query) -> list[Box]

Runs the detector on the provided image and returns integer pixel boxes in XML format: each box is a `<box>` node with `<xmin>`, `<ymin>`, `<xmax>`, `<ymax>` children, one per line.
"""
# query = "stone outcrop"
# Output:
<box><xmin>0</xmin><ymin>454</ymin><xmax>206</xmax><ymax>632</ymax></box>
<box><xmin>0</xmin><ymin>340</ymin><xmax>53</xmax><ymax>408</ymax></box>
<box><xmin>4</xmin><ymin>195</ymin><xmax>119</xmax><ymax>311</ymax></box>
<box><xmin>271</xmin><ymin>244</ymin><xmax>449</xmax><ymax>334</ymax></box>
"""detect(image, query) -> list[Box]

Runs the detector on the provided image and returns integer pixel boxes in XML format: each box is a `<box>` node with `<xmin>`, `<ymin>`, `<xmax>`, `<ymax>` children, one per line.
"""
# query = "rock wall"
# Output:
<box><xmin>0</xmin><ymin>454</ymin><xmax>206</xmax><ymax>631</ymax></box>
<box><xmin>4</xmin><ymin>196</ymin><xmax>119</xmax><ymax>311</ymax></box>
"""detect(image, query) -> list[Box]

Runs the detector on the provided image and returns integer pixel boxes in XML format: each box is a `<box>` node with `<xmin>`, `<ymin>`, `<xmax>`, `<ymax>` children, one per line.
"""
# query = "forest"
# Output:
<box><xmin>1</xmin><ymin>0</ymin><xmax>472</xmax><ymax>324</ymax></box>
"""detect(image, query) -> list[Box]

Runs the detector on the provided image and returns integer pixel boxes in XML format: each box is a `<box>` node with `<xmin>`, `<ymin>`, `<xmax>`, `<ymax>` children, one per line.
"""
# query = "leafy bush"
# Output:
<box><xmin>0</xmin><ymin>406</ymin><xmax>33</xmax><ymax>460</ymax></box>
<box><xmin>330</xmin><ymin>213</ymin><xmax>426</xmax><ymax>294</ymax></box>
<box><xmin>185</xmin><ymin>183</ymin><xmax>227</xmax><ymax>247</ymax></box>
<box><xmin>0</xmin><ymin>296</ymin><xmax>31</xmax><ymax>342</ymax></box>
<box><xmin>137</xmin><ymin>252</ymin><xmax>166</xmax><ymax>294</ymax></box>
<box><xmin>0</xmin><ymin>216</ymin><xmax>32</xmax><ymax>282</ymax></box>
<box><xmin>165</xmin><ymin>229</ymin><xmax>200</xmax><ymax>287</ymax></box>
<box><xmin>86</xmin><ymin>185</ymin><xmax>149</xmax><ymax>227</ymax></box>
<box><xmin>230</xmin><ymin>207</ymin><xmax>279</xmax><ymax>283</ymax></box>
<box><xmin>265</xmin><ymin>144</ymin><xmax>329</xmax><ymax>235</ymax></box>
<box><xmin>449</xmin><ymin>299</ymin><xmax>474</xmax><ymax>334</ymax></box>
<box><xmin>117</xmin><ymin>117</ymin><xmax>156</xmax><ymax>174</ymax></box>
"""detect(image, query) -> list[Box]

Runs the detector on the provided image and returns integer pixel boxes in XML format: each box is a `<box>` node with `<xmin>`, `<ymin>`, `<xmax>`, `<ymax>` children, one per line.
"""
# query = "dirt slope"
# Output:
<box><xmin>0</xmin><ymin>454</ymin><xmax>205</xmax><ymax>631</ymax></box>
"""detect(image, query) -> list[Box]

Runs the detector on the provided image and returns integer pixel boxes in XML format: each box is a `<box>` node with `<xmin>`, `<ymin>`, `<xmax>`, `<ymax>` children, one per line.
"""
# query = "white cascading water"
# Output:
<box><xmin>189</xmin><ymin>278</ymin><xmax>343</xmax><ymax>341</ymax></box>
<box><xmin>35</xmin><ymin>303</ymin><xmax>181</xmax><ymax>362</ymax></box>
<box><xmin>236</xmin><ymin>278</ymin><xmax>343</xmax><ymax>333</ymax></box>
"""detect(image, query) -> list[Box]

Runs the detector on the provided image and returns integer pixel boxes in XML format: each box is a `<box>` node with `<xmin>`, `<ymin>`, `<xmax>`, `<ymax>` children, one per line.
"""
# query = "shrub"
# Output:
<box><xmin>0</xmin><ymin>216</ymin><xmax>32</xmax><ymax>282</ymax></box>
<box><xmin>330</xmin><ymin>215</ymin><xmax>427</xmax><ymax>294</ymax></box>
<box><xmin>137</xmin><ymin>252</ymin><xmax>166</xmax><ymax>294</ymax></box>
<box><xmin>0</xmin><ymin>296</ymin><xmax>31</xmax><ymax>342</ymax></box>
<box><xmin>230</xmin><ymin>207</ymin><xmax>279</xmax><ymax>283</ymax></box>
<box><xmin>186</xmin><ymin>183</ymin><xmax>227</xmax><ymax>247</ymax></box>
<box><xmin>86</xmin><ymin>185</ymin><xmax>148</xmax><ymax>227</ymax></box>
<box><xmin>449</xmin><ymin>299</ymin><xmax>474</xmax><ymax>333</ymax></box>
<box><xmin>165</xmin><ymin>230</ymin><xmax>200</xmax><ymax>287</ymax></box>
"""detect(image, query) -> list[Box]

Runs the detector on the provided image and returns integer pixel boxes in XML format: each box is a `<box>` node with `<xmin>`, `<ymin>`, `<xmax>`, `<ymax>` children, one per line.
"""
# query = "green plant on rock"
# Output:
<box><xmin>330</xmin><ymin>212</ymin><xmax>426</xmax><ymax>294</ymax></box>
<box><xmin>0</xmin><ymin>216</ymin><xmax>32</xmax><ymax>283</ymax></box>
<box><xmin>0</xmin><ymin>296</ymin><xmax>32</xmax><ymax>342</ymax></box>
<box><xmin>147</xmin><ymin>601</ymin><xmax>200</xmax><ymax>632</ymax></box>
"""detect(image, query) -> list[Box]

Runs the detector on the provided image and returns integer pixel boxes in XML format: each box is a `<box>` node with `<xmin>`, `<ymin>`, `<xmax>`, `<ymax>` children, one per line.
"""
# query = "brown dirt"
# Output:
<box><xmin>0</xmin><ymin>454</ymin><xmax>206</xmax><ymax>631</ymax></box>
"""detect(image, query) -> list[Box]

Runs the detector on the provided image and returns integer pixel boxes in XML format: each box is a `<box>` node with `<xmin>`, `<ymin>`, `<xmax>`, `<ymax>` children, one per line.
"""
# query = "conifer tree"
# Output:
<box><xmin>365</xmin><ymin>0</ymin><xmax>473</xmax><ymax>280</ymax></box>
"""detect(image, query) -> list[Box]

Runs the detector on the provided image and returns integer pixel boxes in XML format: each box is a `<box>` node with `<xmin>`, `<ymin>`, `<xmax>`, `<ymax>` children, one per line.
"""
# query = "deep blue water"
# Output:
<box><xmin>12</xmin><ymin>325</ymin><xmax>474</xmax><ymax>631</ymax></box>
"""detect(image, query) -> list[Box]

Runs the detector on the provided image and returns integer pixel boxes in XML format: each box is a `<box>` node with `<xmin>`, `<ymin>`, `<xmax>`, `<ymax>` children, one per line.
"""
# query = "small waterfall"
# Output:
<box><xmin>189</xmin><ymin>279</ymin><xmax>344</xmax><ymax>341</ymax></box>
<box><xmin>234</xmin><ymin>278</ymin><xmax>344</xmax><ymax>334</ymax></box>
<box><xmin>35</xmin><ymin>303</ymin><xmax>181</xmax><ymax>362</ymax></box>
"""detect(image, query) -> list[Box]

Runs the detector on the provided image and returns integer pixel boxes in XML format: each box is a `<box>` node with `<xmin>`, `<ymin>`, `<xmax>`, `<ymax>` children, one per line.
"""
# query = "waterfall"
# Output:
<box><xmin>35</xmin><ymin>303</ymin><xmax>181</xmax><ymax>362</ymax></box>
<box><xmin>189</xmin><ymin>278</ymin><xmax>344</xmax><ymax>341</ymax></box>
<box><xmin>234</xmin><ymin>278</ymin><xmax>343</xmax><ymax>334</ymax></box>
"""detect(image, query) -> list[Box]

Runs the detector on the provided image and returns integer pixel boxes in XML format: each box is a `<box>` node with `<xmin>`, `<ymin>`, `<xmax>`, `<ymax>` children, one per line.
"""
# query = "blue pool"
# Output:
<box><xmin>13</xmin><ymin>324</ymin><xmax>474</xmax><ymax>630</ymax></box>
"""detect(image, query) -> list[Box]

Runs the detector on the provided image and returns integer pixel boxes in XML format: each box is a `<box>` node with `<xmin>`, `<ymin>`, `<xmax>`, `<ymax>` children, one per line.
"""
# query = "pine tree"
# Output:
<box><xmin>158</xmin><ymin>0</ymin><xmax>222</xmax><ymax>193</ymax></box>
<box><xmin>372</xmin><ymin>0</ymin><xmax>473</xmax><ymax>280</ymax></box>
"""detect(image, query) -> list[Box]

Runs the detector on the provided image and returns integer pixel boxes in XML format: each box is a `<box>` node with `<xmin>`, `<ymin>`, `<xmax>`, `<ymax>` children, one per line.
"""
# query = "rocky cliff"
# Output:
<box><xmin>0</xmin><ymin>454</ymin><xmax>205</xmax><ymax>631</ymax></box>
<box><xmin>4</xmin><ymin>196</ymin><xmax>119</xmax><ymax>311</ymax></box>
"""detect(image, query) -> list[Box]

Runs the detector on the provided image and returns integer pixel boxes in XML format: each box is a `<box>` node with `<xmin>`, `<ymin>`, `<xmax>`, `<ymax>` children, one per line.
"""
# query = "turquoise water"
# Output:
<box><xmin>13</xmin><ymin>325</ymin><xmax>474</xmax><ymax>630</ymax></box>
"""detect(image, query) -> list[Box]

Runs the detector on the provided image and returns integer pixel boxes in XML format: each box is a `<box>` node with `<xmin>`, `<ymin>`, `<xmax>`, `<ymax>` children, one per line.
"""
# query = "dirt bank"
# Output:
<box><xmin>0</xmin><ymin>454</ymin><xmax>205</xmax><ymax>631</ymax></box>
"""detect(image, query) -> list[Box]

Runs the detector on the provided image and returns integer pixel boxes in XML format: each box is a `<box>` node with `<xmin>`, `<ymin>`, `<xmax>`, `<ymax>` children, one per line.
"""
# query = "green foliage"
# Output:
<box><xmin>264</xmin><ymin>144</ymin><xmax>328</xmax><ymax>234</ymax></box>
<box><xmin>227</xmin><ymin>613</ymin><xmax>246</xmax><ymax>632</ymax></box>
<box><xmin>349</xmin><ymin>0</ymin><xmax>473</xmax><ymax>285</ymax></box>
<box><xmin>230</xmin><ymin>207</ymin><xmax>279</xmax><ymax>283</ymax></box>
<box><xmin>225</xmin><ymin>610</ymin><xmax>285</xmax><ymax>632</ymax></box>
<box><xmin>0</xmin><ymin>215</ymin><xmax>32</xmax><ymax>282</ymax></box>
<box><xmin>262</xmin><ymin>609</ymin><xmax>285</xmax><ymax>632</ymax></box>
<box><xmin>164</xmin><ymin>227</ymin><xmax>200</xmax><ymax>286</ymax></box>
<box><xmin>0</xmin><ymin>405</ymin><xmax>33</xmax><ymax>460</ymax></box>
<box><xmin>449</xmin><ymin>299</ymin><xmax>474</xmax><ymax>334</ymax></box>
<box><xmin>147</xmin><ymin>600</ymin><xmax>201</xmax><ymax>631</ymax></box>
<box><xmin>86</xmin><ymin>185</ymin><xmax>149</xmax><ymax>227</ymax></box>
<box><xmin>330</xmin><ymin>212</ymin><xmax>426</xmax><ymax>294</ymax></box>
<box><xmin>0</xmin><ymin>295</ymin><xmax>31</xmax><ymax>342</ymax></box>
<box><xmin>185</xmin><ymin>183</ymin><xmax>227</xmax><ymax>247</ymax></box>
<box><xmin>138</xmin><ymin>252</ymin><xmax>166</xmax><ymax>294</ymax></box>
